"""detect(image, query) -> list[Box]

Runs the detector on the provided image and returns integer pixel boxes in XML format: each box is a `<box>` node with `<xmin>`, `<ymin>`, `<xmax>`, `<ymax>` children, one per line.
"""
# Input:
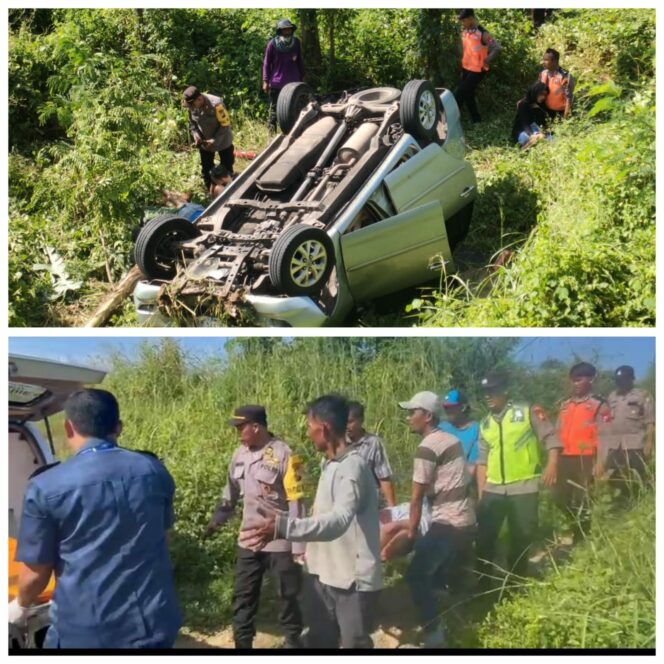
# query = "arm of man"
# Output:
<box><xmin>276</xmin><ymin>464</ymin><xmax>361</xmax><ymax>542</ymax></box>
<box><xmin>531</xmin><ymin>406</ymin><xmax>561</xmax><ymax>487</ymax></box>
<box><xmin>410</xmin><ymin>444</ymin><xmax>435</xmax><ymax>537</ymax></box>
<box><xmin>642</xmin><ymin>393</ymin><xmax>655</xmax><ymax>458</ymax></box>
<box><xmin>476</xmin><ymin>432</ymin><xmax>489</xmax><ymax>499</ymax></box>
<box><xmin>262</xmin><ymin>40</ymin><xmax>273</xmax><ymax>91</ymax></box>
<box><xmin>12</xmin><ymin>482</ymin><xmax>58</xmax><ymax>620</ymax></box>
<box><xmin>373</xmin><ymin>437</ymin><xmax>397</xmax><ymax>507</ymax></box>
<box><xmin>483</xmin><ymin>31</ymin><xmax>502</xmax><ymax>66</ymax></box>
<box><xmin>206</xmin><ymin>455</ymin><xmax>240</xmax><ymax>536</ymax></box>
<box><xmin>563</xmin><ymin>71</ymin><xmax>576</xmax><ymax>117</ymax></box>
<box><xmin>408</xmin><ymin>482</ymin><xmax>427</xmax><ymax>540</ymax></box>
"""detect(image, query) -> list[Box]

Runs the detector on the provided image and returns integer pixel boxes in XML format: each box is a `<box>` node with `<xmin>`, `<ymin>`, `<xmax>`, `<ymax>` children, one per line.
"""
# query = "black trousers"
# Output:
<box><xmin>232</xmin><ymin>546</ymin><xmax>303</xmax><ymax>649</ymax></box>
<box><xmin>553</xmin><ymin>455</ymin><xmax>595</xmax><ymax>537</ymax></box>
<box><xmin>606</xmin><ymin>448</ymin><xmax>650</xmax><ymax>500</ymax></box>
<box><xmin>199</xmin><ymin>145</ymin><xmax>235</xmax><ymax>190</ymax></box>
<box><xmin>268</xmin><ymin>87</ymin><xmax>281</xmax><ymax>132</ymax></box>
<box><xmin>304</xmin><ymin>575</ymin><xmax>378</xmax><ymax>649</ymax></box>
<box><xmin>476</xmin><ymin>491</ymin><xmax>539</xmax><ymax>579</ymax></box>
<box><xmin>454</xmin><ymin>69</ymin><xmax>485</xmax><ymax>123</ymax></box>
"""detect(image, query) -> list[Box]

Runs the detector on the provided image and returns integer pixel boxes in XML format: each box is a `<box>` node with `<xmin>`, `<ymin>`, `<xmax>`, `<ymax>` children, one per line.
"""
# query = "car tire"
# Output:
<box><xmin>446</xmin><ymin>201</ymin><xmax>474</xmax><ymax>250</ymax></box>
<box><xmin>134</xmin><ymin>214</ymin><xmax>200</xmax><ymax>280</ymax></box>
<box><xmin>269</xmin><ymin>224</ymin><xmax>335</xmax><ymax>296</ymax></box>
<box><xmin>400</xmin><ymin>79</ymin><xmax>440</xmax><ymax>142</ymax></box>
<box><xmin>277</xmin><ymin>82</ymin><xmax>313</xmax><ymax>134</ymax></box>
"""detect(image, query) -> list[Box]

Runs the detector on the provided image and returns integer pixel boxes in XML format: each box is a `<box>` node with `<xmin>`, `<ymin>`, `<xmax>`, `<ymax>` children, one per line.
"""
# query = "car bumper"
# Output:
<box><xmin>133</xmin><ymin>281</ymin><xmax>329</xmax><ymax>327</ymax></box>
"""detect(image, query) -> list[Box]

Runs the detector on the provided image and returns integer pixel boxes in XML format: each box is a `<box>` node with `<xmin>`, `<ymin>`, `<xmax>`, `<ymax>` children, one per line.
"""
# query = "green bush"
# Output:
<box><xmin>479</xmin><ymin>489</ymin><xmax>655</xmax><ymax>648</ymax></box>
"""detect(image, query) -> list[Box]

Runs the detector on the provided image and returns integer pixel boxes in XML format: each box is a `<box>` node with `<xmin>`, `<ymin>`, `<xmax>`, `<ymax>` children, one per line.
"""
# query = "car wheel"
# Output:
<box><xmin>400</xmin><ymin>80</ymin><xmax>440</xmax><ymax>142</ymax></box>
<box><xmin>277</xmin><ymin>82</ymin><xmax>313</xmax><ymax>134</ymax></box>
<box><xmin>269</xmin><ymin>224</ymin><xmax>335</xmax><ymax>296</ymax></box>
<box><xmin>134</xmin><ymin>215</ymin><xmax>200</xmax><ymax>280</ymax></box>
<box><xmin>446</xmin><ymin>201</ymin><xmax>474</xmax><ymax>250</ymax></box>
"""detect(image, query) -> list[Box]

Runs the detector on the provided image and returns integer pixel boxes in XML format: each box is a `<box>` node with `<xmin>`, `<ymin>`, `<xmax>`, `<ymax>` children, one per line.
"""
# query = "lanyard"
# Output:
<box><xmin>77</xmin><ymin>441</ymin><xmax>118</xmax><ymax>456</ymax></box>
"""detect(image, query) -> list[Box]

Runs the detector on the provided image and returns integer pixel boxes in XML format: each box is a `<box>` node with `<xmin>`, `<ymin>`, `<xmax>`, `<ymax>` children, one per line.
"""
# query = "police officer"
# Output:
<box><xmin>454</xmin><ymin>9</ymin><xmax>502</xmax><ymax>124</ymax></box>
<box><xmin>346</xmin><ymin>400</ymin><xmax>396</xmax><ymax>507</ymax></box>
<box><xmin>205</xmin><ymin>405</ymin><xmax>305</xmax><ymax>649</ymax></box>
<box><xmin>476</xmin><ymin>372</ymin><xmax>562</xmax><ymax>580</ymax></box>
<box><xmin>9</xmin><ymin>389</ymin><xmax>181</xmax><ymax>648</ymax></box>
<box><xmin>553</xmin><ymin>362</ymin><xmax>611</xmax><ymax>540</ymax></box>
<box><xmin>183</xmin><ymin>85</ymin><xmax>235</xmax><ymax>191</ymax></box>
<box><xmin>595</xmin><ymin>366</ymin><xmax>655</xmax><ymax>492</ymax></box>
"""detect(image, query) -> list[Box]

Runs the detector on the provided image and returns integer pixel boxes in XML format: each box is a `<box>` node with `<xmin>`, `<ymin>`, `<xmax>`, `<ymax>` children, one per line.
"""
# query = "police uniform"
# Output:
<box><xmin>15</xmin><ymin>438</ymin><xmax>181</xmax><ymax>648</ymax></box>
<box><xmin>554</xmin><ymin>394</ymin><xmax>610</xmax><ymax>534</ymax></box>
<box><xmin>185</xmin><ymin>88</ymin><xmax>235</xmax><ymax>190</ymax></box>
<box><xmin>477</xmin><ymin>401</ymin><xmax>561</xmax><ymax>578</ymax></box>
<box><xmin>213</xmin><ymin>436</ymin><xmax>305</xmax><ymax>648</ymax></box>
<box><xmin>604</xmin><ymin>386</ymin><xmax>654</xmax><ymax>484</ymax></box>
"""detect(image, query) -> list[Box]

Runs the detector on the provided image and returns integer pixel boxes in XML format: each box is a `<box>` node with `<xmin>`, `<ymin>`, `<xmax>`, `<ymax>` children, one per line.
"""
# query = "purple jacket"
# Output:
<box><xmin>262</xmin><ymin>38</ymin><xmax>305</xmax><ymax>90</ymax></box>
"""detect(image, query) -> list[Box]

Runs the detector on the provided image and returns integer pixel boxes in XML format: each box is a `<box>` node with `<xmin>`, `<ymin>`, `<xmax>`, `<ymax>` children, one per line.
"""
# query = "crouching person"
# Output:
<box><xmin>241</xmin><ymin>394</ymin><xmax>382</xmax><ymax>649</ymax></box>
<box><xmin>399</xmin><ymin>391</ymin><xmax>476</xmax><ymax>648</ymax></box>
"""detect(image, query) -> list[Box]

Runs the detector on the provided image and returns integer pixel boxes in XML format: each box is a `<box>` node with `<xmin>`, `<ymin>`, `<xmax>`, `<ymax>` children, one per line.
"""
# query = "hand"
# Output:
<box><xmin>193</xmin><ymin>138</ymin><xmax>202</xmax><ymax>147</ymax></box>
<box><xmin>593</xmin><ymin>461</ymin><xmax>606</xmax><ymax>479</ymax></box>
<box><xmin>203</xmin><ymin>139</ymin><xmax>214</xmax><ymax>146</ymax></box>
<box><xmin>541</xmin><ymin>462</ymin><xmax>557</xmax><ymax>487</ymax></box>
<box><xmin>644</xmin><ymin>443</ymin><xmax>653</xmax><ymax>459</ymax></box>
<box><xmin>293</xmin><ymin>553</ymin><xmax>305</xmax><ymax>565</ymax></box>
<box><xmin>203</xmin><ymin>521</ymin><xmax>221</xmax><ymax>539</ymax></box>
<box><xmin>8</xmin><ymin>598</ymin><xmax>29</xmax><ymax>627</ymax></box>
<box><xmin>262</xmin><ymin>81</ymin><xmax>269</xmax><ymax>94</ymax></box>
<box><xmin>239</xmin><ymin>516</ymin><xmax>276</xmax><ymax>551</ymax></box>
<box><xmin>406</xmin><ymin>527</ymin><xmax>418</xmax><ymax>542</ymax></box>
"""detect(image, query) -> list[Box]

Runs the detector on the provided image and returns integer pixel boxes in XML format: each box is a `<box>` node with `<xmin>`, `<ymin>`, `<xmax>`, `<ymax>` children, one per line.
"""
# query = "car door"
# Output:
<box><xmin>340</xmin><ymin>199</ymin><xmax>453</xmax><ymax>303</ymax></box>
<box><xmin>383</xmin><ymin>142</ymin><xmax>476</xmax><ymax>221</ymax></box>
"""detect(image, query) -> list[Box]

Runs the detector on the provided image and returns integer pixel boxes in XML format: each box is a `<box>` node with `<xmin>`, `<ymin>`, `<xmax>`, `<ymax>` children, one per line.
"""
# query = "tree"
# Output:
<box><xmin>297</xmin><ymin>9</ymin><xmax>322</xmax><ymax>85</ymax></box>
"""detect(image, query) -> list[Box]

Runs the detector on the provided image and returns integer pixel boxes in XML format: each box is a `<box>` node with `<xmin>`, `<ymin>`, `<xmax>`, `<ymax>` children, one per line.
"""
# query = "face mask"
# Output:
<box><xmin>278</xmin><ymin>35</ymin><xmax>293</xmax><ymax>46</ymax></box>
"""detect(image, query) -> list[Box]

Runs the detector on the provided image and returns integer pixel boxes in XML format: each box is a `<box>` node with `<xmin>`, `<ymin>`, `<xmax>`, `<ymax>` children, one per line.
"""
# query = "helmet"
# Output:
<box><xmin>276</xmin><ymin>18</ymin><xmax>297</xmax><ymax>34</ymax></box>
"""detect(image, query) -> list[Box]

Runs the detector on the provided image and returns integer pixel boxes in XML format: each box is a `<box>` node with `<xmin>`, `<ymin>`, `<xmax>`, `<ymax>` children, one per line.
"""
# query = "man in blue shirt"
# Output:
<box><xmin>440</xmin><ymin>389</ymin><xmax>480</xmax><ymax>479</ymax></box>
<box><xmin>9</xmin><ymin>388</ymin><xmax>181</xmax><ymax>649</ymax></box>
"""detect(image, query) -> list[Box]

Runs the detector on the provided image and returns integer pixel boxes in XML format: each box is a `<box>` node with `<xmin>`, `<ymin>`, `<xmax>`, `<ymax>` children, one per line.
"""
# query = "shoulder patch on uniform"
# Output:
<box><xmin>29</xmin><ymin>461</ymin><xmax>60</xmax><ymax>480</ymax></box>
<box><xmin>284</xmin><ymin>454</ymin><xmax>304</xmax><ymax>501</ymax></box>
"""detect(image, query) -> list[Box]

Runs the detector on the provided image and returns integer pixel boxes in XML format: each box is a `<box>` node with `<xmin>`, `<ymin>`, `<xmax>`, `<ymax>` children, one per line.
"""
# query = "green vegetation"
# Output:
<box><xmin>8</xmin><ymin>9</ymin><xmax>655</xmax><ymax>326</ymax></box>
<box><xmin>85</xmin><ymin>338</ymin><xmax>654</xmax><ymax>648</ymax></box>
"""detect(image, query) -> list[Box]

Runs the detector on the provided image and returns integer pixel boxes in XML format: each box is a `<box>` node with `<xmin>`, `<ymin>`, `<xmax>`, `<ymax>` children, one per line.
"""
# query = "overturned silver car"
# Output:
<box><xmin>133</xmin><ymin>80</ymin><xmax>477</xmax><ymax>327</ymax></box>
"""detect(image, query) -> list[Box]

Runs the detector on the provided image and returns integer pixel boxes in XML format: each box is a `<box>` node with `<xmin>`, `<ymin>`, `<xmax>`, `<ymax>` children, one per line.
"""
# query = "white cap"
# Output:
<box><xmin>398</xmin><ymin>391</ymin><xmax>441</xmax><ymax>416</ymax></box>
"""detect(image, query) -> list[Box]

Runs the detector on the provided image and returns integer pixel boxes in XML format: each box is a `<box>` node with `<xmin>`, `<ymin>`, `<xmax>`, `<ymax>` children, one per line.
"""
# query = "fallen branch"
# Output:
<box><xmin>83</xmin><ymin>265</ymin><xmax>143</xmax><ymax>327</ymax></box>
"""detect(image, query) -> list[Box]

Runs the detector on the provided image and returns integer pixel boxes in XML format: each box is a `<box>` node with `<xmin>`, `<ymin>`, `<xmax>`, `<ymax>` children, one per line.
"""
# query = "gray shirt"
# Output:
<box><xmin>275</xmin><ymin>448</ymin><xmax>382</xmax><ymax>592</ymax></box>
<box><xmin>605</xmin><ymin>388</ymin><xmax>654</xmax><ymax>451</ymax></box>
<box><xmin>347</xmin><ymin>431</ymin><xmax>393</xmax><ymax>484</ymax></box>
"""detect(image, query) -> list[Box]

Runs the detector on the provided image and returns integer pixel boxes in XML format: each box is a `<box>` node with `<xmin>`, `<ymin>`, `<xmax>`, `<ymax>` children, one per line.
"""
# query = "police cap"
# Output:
<box><xmin>183</xmin><ymin>86</ymin><xmax>202</xmax><ymax>103</ymax></box>
<box><xmin>480</xmin><ymin>372</ymin><xmax>508</xmax><ymax>392</ymax></box>
<box><xmin>615</xmin><ymin>365</ymin><xmax>635</xmax><ymax>379</ymax></box>
<box><xmin>228</xmin><ymin>405</ymin><xmax>268</xmax><ymax>427</ymax></box>
<box><xmin>569</xmin><ymin>362</ymin><xmax>596</xmax><ymax>378</ymax></box>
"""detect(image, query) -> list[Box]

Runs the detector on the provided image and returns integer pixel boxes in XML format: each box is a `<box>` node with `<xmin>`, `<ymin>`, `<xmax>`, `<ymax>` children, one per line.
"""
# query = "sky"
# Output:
<box><xmin>8</xmin><ymin>335</ymin><xmax>655</xmax><ymax>378</ymax></box>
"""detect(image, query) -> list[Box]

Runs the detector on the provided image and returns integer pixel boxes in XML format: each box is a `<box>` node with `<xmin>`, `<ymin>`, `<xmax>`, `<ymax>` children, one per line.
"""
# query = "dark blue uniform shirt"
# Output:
<box><xmin>16</xmin><ymin>438</ymin><xmax>182</xmax><ymax>648</ymax></box>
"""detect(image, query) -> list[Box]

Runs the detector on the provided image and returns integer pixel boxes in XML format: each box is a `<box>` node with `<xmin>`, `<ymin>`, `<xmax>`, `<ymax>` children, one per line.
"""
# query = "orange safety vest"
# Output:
<box><xmin>462</xmin><ymin>27</ymin><xmax>490</xmax><ymax>73</ymax></box>
<box><xmin>558</xmin><ymin>397</ymin><xmax>604</xmax><ymax>456</ymax></box>
<box><xmin>539</xmin><ymin>68</ymin><xmax>569</xmax><ymax>112</ymax></box>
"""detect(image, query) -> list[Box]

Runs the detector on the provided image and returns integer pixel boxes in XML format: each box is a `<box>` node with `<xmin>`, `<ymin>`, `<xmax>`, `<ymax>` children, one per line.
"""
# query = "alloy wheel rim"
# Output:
<box><xmin>290</xmin><ymin>240</ymin><xmax>328</xmax><ymax>287</ymax></box>
<box><xmin>419</xmin><ymin>90</ymin><xmax>437</xmax><ymax>130</ymax></box>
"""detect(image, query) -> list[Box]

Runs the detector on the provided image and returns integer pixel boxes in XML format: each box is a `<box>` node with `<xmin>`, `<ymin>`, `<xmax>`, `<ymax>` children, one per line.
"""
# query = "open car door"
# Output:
<box><xmin>340</xmin><ymin>200</ymin><xmax>452</xmax><ymax>303</ymax></box>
